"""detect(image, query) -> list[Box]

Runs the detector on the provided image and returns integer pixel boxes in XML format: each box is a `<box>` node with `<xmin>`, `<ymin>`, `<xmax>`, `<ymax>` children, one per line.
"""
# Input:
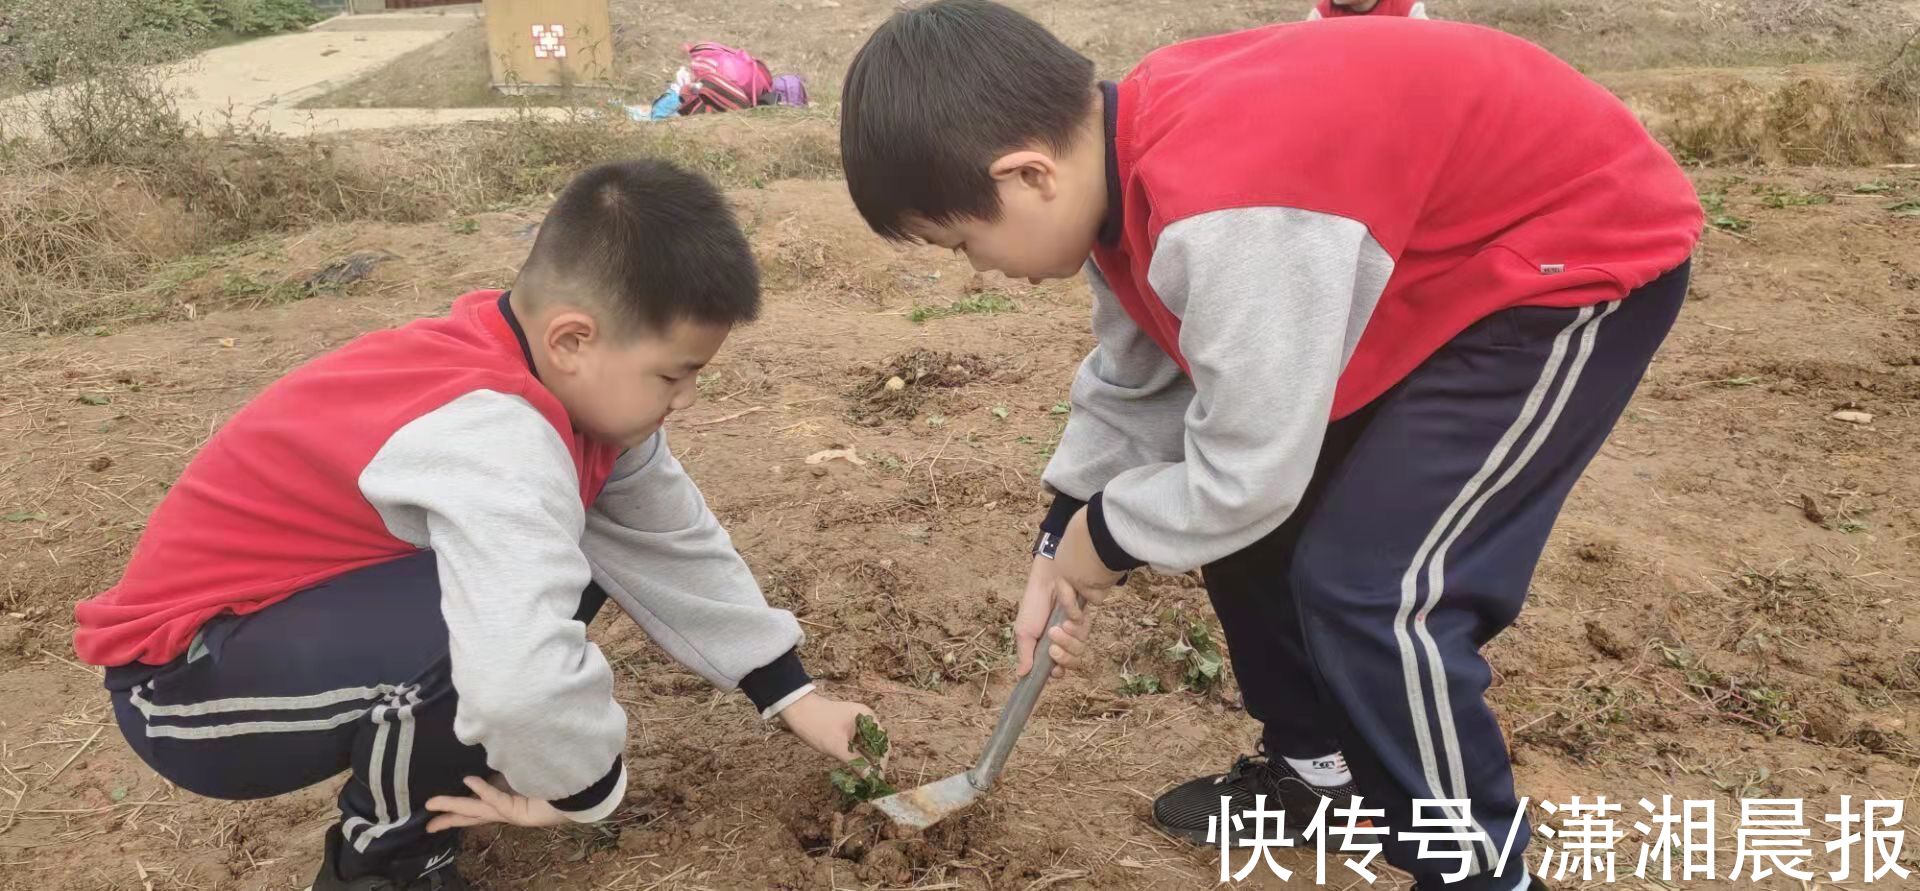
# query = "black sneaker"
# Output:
<box><xmin>1151</xmin><ymin>744</ymin><xmax>1360</xmax><ymax>845</ymax></box>
<box><xmin>309</xmin><ymin>827</ymin><xmax>468</xmax><ymax>891</ymax></box>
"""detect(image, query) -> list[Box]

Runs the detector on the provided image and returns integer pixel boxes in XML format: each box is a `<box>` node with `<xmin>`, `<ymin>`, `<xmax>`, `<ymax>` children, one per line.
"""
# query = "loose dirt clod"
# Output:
<box><xmin>1584</xmin><ymin>620</ymin><xmax>1634</xmax><ymax>660</ymax></box>
<box><xmin>1800</xmin><ymin>493</ymin><xmax>1827</xmax><ymax>524</ymax></box>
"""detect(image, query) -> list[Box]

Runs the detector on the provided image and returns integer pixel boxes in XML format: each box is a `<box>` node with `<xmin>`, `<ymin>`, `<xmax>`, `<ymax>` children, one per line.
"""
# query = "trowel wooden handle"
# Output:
<box><xmin>968</xmin><ymin>599</ymin><xmax>1073</xmax><ymax>790</ymax></box>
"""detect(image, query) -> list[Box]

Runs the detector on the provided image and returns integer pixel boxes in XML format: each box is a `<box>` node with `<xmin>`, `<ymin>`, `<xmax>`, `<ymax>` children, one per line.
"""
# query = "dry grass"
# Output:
<box><xmin>0</xmin><ymin>171</ymin><xmax>156</xmax><ymax>333</ymax></box>
<box><xmin>0</xmin><ymin>92</ymin><xmax>839</xmax><ymax>336</ymax></box>
<box><xmin>1</xmin><ymin>0</ymin><xmax>842</xmax><ymax>338</ymax></box>
<box><xmin>445</xmin><ymin>106</ymin><xmax>839</xmax><ymax>206</ymax></box>
<box><xmin>1454</xmin><ymin>0</ymin><xmax>1916</xmax><ymax>71</ymax></box>
<box><xmin>1649</xmin><ymin>42</ymin><xmax>1920</xmax><ymax>166</ymax></box>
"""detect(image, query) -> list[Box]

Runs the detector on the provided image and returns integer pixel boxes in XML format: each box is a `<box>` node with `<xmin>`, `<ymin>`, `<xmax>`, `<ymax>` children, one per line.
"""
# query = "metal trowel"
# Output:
<box><xmin>870</xmin><ymin>602</ymin><xmax>1071</xmax><ymax>830</ymax></box>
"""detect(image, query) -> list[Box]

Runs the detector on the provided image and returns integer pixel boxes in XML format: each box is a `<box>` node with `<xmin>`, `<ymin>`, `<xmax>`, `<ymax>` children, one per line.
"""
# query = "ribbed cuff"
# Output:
<box><xmin>551</xmin><ymin>759</ymin><xmax>625</xmax><ymax>823</ymax></box>
<box><xmin>1039</xmin><ymin>491</ymin><xmax>1086</xmax><ymax>536</ymax></box>
<box><xmin>1086</xmin><ymin>492</ymin><xmax>1145</xmax><ymax>572</ymax></box>
<box><xmin>739</xmin><ymin>647</ymin><xmax>812</xmax><ymax>714</ymax></box>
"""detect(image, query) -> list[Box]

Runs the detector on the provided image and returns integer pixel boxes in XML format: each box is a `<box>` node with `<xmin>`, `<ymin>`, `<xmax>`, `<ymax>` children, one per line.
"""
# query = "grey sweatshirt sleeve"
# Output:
<box><xmin>1088</xmin><ymin>207</ymin><xmax>1394</xmax><ymax>574</ymax></box>
<box><xmin>581</xmin><ymin>432</ymin><xmax>811</xmax><ymax>719</ymax></box>
<box><xmin>358</xmin><ymin>390</ymin><xmax>626</xmax><ymax>822</ymax></box>
<box><xmin>1041</xmin><ymin>261</ymin><xmax>1197</xmax><ymax>509</ymax></box>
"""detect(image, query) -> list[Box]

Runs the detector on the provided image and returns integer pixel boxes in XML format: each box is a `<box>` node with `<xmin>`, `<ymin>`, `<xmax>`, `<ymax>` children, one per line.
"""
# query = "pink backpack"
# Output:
<box><xmin>680</xmin><ymin>42</ymin><xmax>774</xmax><ymax>113</ymax></box>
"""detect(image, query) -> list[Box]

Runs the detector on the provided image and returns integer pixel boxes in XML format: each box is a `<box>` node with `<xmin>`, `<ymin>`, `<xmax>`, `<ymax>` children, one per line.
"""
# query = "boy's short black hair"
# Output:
<box><xmin>840</xmin><ymin>0</ymin><xmax>1096</xmax><ymax>241</ymax></box>
<box><xmin>518</xmin><ymin>159</ymin><xmax>759</xmax><ymax>335</ymax></box>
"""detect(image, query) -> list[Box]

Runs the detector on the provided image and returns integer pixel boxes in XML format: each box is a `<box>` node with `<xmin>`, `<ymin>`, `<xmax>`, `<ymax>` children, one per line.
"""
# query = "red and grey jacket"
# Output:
<box><xmin>1309</xmin><ymin>0</ymin><xmax>1429</xmax><ymax>19</ymax></box>
<box><xmin>1040</xmin><ymin>20</ymin><xmax>1702</xmax><ymax>572</ymax></box>
<box><xmin>75</xmin><ymin>291</ymin><xmax>812</xmax><ymax>820</ymax></box>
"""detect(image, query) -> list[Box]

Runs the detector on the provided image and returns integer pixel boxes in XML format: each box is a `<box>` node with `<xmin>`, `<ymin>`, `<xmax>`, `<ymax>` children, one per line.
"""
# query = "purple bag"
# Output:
<box><xmin>771</xmin><ymin>74</ymin><xmax>809</xmax><ymax>107</ymax></box>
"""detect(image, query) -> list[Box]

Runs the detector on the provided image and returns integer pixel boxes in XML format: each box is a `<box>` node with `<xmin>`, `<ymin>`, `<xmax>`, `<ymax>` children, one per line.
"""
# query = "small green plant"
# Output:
<box><xmin>1049</xmin><ymin>401</ymin><xmax>1070</xmax><ymax>416</ymax></box>
<box><xmin>1854</xmin><ymin>181</ymin><xmax>1895</xmax><ymax>194</ymax></box>
<box><xmin>990</xmin><ymin>405</ymin><xmax>1010</xmax><ymax>420</ymax></box>
<box><xmin>1160</xmin><ymin>609</ymin><xmax>1227</xmax><ymax>693</ymax></box>
<box><xmin>1656</xmin><ymin>642</ymin><xmax>1801</xmax><ymax>734</ymax></box>
<box><xmin>220</xmin><ymin>272</ymin><xmax>303</xmax><ymax>303</ymax></box>
<box><xmin>1712</xmin><ymin>766</ymin><xmax>1774</xmax><ymax>801</ymax></box>
<box><xmin>77</xmin><ymin>393</ymin><xmax>111</xmax><ymax>406</ymax></box>
<box><xmin>1700</xmin><ymin>192</ymin><xmax>1749</xmax><ymax>232</ymax></box>
<box><xmin>1889</xmin><ymin>200</ymin><xmax>1920</xmax><ymax>217</ymax></box>
<box><xmin>450</xmin><ymin>218</ymin><xmax>479</xmax><ymax>235</ymax></box>
<box><xmin>907</xmin><ymin>292</ymin><xmax>1018</xmax><ymax>323</ymax></box>
<box><xmin>829</xmin><ymin>714</ymin><xmax>897</xmax><ymax>804</ymax></box>
<box><xmin>1755</xmin><ymin>185</ymin><xmax>1833</xmax><ymax>209</ymax></box>
<box><xmin>1119</xmin><ymin>671</ymin><xmax>1164</xmax><ymax>697</ymax></box>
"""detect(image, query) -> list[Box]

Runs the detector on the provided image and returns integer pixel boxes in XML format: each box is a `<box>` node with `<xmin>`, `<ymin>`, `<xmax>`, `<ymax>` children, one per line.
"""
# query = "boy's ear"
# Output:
<box><xmin>542</xmin><ymin>310</ymin><xmax>599</xmax><ymax>373</ymax></box>
<box><xmin>989</xmin><ymin>150</ymin><xmax>1060</xmax><ymax>199</ymax></box>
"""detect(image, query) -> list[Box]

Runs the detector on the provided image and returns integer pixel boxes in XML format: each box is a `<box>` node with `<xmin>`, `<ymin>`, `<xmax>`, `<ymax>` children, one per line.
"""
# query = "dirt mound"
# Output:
<box><xmin>846</xmin><ymin>349</ymin><xmax>999</xmax><ymax>426</ymax></box>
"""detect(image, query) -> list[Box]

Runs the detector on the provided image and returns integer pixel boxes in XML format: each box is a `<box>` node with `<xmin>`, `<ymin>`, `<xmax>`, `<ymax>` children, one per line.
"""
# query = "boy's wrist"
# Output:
<box><xmin>1085</xmin><ymin>493</ymin><xmax>1146</xmax><ymax>572</ymax></box>
<box><xmin>1039</xmin><ymin>490</ymin><xmax>1087</xmax><ymax>537</ymax></box>
<box><xmin>760</xmin><ymin>683</ymin><xmax>817</xmax><ymax>720</ymax></box>
<box><xmin>739</xmin><ymin>647</ymin><xmax>813</xmax><ymax>717</ymax></box>
<box><xmin>549</xmin><ymin>759</ymin><xmax>627</xmax><ymax>823</ymax></box>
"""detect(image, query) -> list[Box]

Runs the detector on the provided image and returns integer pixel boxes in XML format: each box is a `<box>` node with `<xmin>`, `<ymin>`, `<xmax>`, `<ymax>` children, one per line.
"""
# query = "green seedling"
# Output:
<box><xmin>907</xmin><ymin>292</ymin><xmax>1018</xmax><ymax>324</ymax></box>
<box><xmin>1700</xmin><ymin>192</ymin><xmax>1750</xmax><ymax>232</ymax></box>
<box><xmin>829</xmin><ymin>714</ymin><xmax>897</xmax><ymax>804</ymax></box>
<box><xmin>1119</xmin><ymin>671</ymin><xmax>1164</xmax><ymax>697</ymax></box>
<box><xmin>1755</xmin><ymin>186</ymin><xmax>1832</xmax><ymax>209</ymax></box>
<box><xmin>1161</xmin><ymin>609</ymin><xmax>1227</xmax><ymax>693</ymax></box>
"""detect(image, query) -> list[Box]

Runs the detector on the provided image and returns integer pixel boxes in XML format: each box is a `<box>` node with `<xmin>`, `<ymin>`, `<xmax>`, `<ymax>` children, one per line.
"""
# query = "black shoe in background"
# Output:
<box><xmin>1152</xmin><ymin>743</ymin><xmax>1362</xmax><ymax>845</ymax></box>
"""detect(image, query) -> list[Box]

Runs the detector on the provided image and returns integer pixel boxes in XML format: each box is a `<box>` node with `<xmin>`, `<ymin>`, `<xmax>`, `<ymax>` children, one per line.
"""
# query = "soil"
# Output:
<box><xmin>4</xmin><ymin>4</ymin><xmax>1920</xmax><ymax>891</ymax></box>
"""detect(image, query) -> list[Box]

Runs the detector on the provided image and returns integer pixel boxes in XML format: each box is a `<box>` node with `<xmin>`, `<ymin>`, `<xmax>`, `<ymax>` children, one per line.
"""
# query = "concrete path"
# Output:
<box><xmin>3</xmin><ymin>6</ymin><xmax>547</xmax><ymax>137</ymax></box>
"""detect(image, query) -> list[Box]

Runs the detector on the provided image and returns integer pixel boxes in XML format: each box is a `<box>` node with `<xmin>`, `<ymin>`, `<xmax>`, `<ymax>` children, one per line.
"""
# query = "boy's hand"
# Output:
<box><xmin>425</xmin><ymin>775</ymin><xmax>569</xmax><ymax>832</ymax></box>
<box><xmin>1014</xmin><ymin>555</ymin><xmax>1092</xmax><ymax>678</ymax></box>
<box><xmin>778</xmin><ymin>692</ymin><xmax>878</xmax><ymax>763</ymax></box>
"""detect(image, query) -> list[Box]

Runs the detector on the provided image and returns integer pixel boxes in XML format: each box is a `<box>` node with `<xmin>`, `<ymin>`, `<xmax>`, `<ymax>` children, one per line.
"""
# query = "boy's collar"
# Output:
<box><xmin>497</xmin><ymin>291</ymin><xmax>540</xmax><ymax>380</ymax></box>
<box><xmin>1096</xmin><ymin>80</ymin><xmax>1123</xmax><ymax>248</ymax></box>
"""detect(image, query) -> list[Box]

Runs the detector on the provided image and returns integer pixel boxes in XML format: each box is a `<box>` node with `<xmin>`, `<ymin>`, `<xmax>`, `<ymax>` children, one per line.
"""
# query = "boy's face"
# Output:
<box><xmin>540</xmin><ymin>313</ymin><xmax>730</xmax><ymax>449</ymax></box>
<box><xmin>907</xmin><ymin>150</ymin><xmax>1103</xmax><ymax>284</ymax></box>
